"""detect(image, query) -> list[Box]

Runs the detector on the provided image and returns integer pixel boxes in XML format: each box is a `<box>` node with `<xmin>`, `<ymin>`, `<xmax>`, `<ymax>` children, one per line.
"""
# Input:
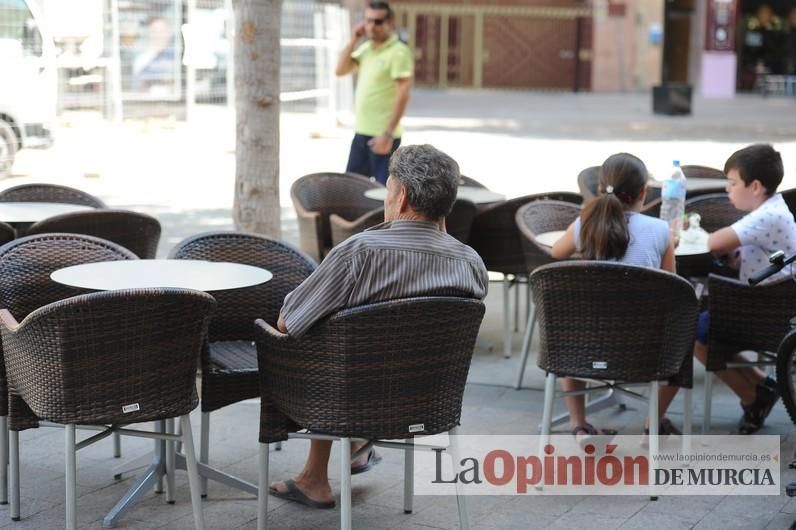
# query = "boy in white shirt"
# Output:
<box><xmin>693</xmin><ymin>144</ymin><xmax>795</xmax><ymax>433</ymax></box>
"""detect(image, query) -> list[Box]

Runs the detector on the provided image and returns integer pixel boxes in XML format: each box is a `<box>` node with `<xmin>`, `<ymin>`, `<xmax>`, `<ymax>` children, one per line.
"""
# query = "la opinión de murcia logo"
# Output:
<box><xmin>424</xmin><ymin>438</ymin><xmax>778</xmax><ymax>495</ymax></box>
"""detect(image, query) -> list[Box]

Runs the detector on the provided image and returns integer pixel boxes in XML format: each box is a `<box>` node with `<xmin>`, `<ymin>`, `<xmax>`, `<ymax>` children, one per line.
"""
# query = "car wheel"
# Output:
<box><xmin>0</xmin><ymin>120</ymin><xmax>18</xmax><ymax>179</ymax></box>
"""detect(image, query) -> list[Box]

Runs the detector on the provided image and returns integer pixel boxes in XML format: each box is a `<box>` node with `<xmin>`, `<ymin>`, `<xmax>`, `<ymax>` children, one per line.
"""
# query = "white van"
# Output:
<box><xmin>0</xmin><ymin>0</ymin><xmax>56</xmax><ymax>177</ymax></box>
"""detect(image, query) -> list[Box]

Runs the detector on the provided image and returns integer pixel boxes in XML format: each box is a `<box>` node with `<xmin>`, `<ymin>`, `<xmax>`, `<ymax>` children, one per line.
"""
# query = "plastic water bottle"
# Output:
<box><xmin>660</xmin><ymin>160</ymin><xmax>687</xmax><ymax>244</ymax></box>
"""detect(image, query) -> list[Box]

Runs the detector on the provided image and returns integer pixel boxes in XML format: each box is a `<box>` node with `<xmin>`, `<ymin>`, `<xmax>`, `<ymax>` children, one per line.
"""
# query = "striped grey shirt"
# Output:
<box><xmin>281</xmin><ymin>219</ymin><xmax>489</xmax><ymax>337</ymax></box>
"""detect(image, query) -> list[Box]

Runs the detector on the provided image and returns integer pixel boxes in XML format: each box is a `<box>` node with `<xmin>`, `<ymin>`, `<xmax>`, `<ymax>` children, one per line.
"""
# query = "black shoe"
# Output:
<box><xmin>738</xmin><ymin>378</ymin><xmax>780</xmax><ymax>434</ymax></box>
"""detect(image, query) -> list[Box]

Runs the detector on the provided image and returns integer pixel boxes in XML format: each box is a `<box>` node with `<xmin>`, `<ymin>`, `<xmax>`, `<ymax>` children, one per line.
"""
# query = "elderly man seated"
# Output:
<box><xmin>269</xmin><ymin>144</ymin><xmax>488</xmax><ymax>508</ymax></box>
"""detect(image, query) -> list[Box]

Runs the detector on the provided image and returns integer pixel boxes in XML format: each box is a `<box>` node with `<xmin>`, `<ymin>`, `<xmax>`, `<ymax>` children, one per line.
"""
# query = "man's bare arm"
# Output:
<box><xmin>369</xmin><ymin>77</ymin><xmax>412</xmax><ymax>155</ymax></box>
<box><xmin>277</xmin><ymin>314</ymin><xmax>288</xmax><ymax>334</ymax></box>
<box><xmin>335</xmin><ymin>22</ymin><xmax>366</xmax><ymax>76</ymax></box>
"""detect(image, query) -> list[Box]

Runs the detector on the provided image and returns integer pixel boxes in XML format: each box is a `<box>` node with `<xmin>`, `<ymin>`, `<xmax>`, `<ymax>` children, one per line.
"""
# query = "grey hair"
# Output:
<box><xmin>388</xmin><ymin>144</ymin><xmax>459</xmax><ymax>219</ymax></box>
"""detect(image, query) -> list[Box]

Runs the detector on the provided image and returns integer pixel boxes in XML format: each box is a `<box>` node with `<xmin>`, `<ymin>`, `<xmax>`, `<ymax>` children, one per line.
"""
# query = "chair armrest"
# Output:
<box><xmin>0</xmin><ymin>309</ymin><xmax>20</xmax><ymax>332</ymax></box>
<box><xmin>330</xmin><ymin>209</ymin><xmax>383</xmax><ymax>246</ymax></box>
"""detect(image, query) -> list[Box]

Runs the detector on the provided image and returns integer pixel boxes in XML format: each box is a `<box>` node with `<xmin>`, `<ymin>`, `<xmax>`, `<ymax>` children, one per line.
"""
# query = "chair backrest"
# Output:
<box><xmin>0</xmin><ymin>222</ymin><xmax>14</xmax><ymax>246</ymax></box>
<box><xmin>515</xmin><ymin>200</ymin><xmax>581</xmax><ymax>272</ymax></box>
<box><xmin>531</xmin><ymin>261</ymin><xmax>697</xmax><ymax>381</ymax></box>
<box><xmin>290</xmin><ymin>172</ymin><xmax>382</xmax><ymax>260</ymax></box>
<box><xmin>640</xmin><ymin>197</ymin><xmax>662</xmax><ymax>218</ymax></box>
<box><xmin>0</xmin><ymin>233</ymin><xmax>138</xmax><ymax>320</ymax></box>
<box><xmin>0</xmin><ymin>288</ymin><xmax>215</xmax><ymax>425</ymax></box>
<box><xmin>169</xmin><ymin>231</ymin><xmax>317</xmax><ymax>341</ymax></box>
<box><xmin>779</xmin><ymin>187</ymin><xmax>796</xmax><ymax>221</ymax></box>
<box><xmin>576</xmin><ymin>166</ymin><xmax>600</xmax><ymax>202</ymax></box>
<box><xmin>469</xmin><ymin>192</ymin><xmax>582</xmax><ymax>274</ymax></box>
<box><xmin>706</xmin><ymin>273</ymin><xmax>796</xmax><ymax>370</ymax></box>
<box><xmin>681</xmin><ymin>165</ymin><xmax>725</xmax><ymax>180</ymax></box>
<box><xmin>255</xmin><ymin>296</ymin><xmax>485</xmax><ymax>441</ymax></box>
<box><xmin>684</xmin><ymin>193</ymin><xmax>744</xmax><ymax>233</ymax></box>
<box><xmin>446</xmin><ymin>199</ymin><xmax>477</xmax><ymax>243</ymax></box>
<box><xmin>0</xmin><ymin>183</ymin><xmax>106</xmax><ymax>208</ymax></box>
<box><xmin>329</xmin><ymin>208</ymin><xmax>384</xmax><ymax>247</ymax></box>
<box><xmin>26</xmin><ymin>209</ymin><xmax>161</xmax><ymax>258</ymax></box>
<box><xmin>459</xmin><ymin>175</ymin><xmax>488</xmax><ymax>189</ymax></box>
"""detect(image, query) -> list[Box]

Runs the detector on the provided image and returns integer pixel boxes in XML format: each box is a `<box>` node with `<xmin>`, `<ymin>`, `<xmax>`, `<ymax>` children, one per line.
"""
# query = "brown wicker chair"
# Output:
<box><xmin>513</xmin><ymin>200</ymin><xmax>582</xmax><ymax>389</ymax></box>
<box><xmin>26</xmin><ymin>209</ymin><xmax>162</xmax><ymax>258</ymax></box>
<box><xmin>576</xmin><ymin>166</ymin><xmax>600</xmax><ymax>202</ymax></box>
<box><xmin>532</xmin><ymin>262</ymin><xmax>697</xmax><ymax>452</ymax></box>
<box><xmin>640</xmin><ymin>197</ymin><xmax>662</xmax><ymax>217</ymax></box>
<box><xmin>681</xmin><ymin>165</ymin><xmax>725</xmax><ymax>180</ymax></box>
<box><xmin>678</xmin><ymin>193</ymin><xmax>745</xmax><ymax>279</ymax></box>
<box><xmin>290</xmin><ymin>172</ymin><xmax>382</xmax><ymax>262</ymax></box>
<box><xmin>168</xmin><ymin>231</ymin><xmax>316</xmax><ymax>496</ymax></box>
<box><xmin>459</xmin><ymin>175</ymin><xmax>488</xmax><ymax>188</ymax></box>
<box><xmin>330</xmin><ymin>208</ymin><xmax>384</xmax><ymax>246</ymax></box>
<box><xmin>0</xmin><ymin>222</ymin><xmax>15</xmax><ymax>246</ymax></box>
<box><xmin>0</xmin><ymin>288</ymin><xmax>215</xmax><ymax>530</ymax></box>
<box><xmin>0</xmin><ymin>183</ymin><xmax>106</xmax><ymax>208</ymax></box>
<box><xmin>0</xmin><ymin>233</ymin><xmax>137</xmax><ymax>515</ymax></box>
<box><xmin>702</xmin><ymin>273</ymin><xmax>796</xmax><ymax>433</ymax></box>
<box><xmin>469</xmin><ymin>192</ymin><xmax>583</xmax><ymax>358</ymax></box>
<box><xmin>446</xmin><ymin>198</ymin><xmax>477</xmax><ymax>243</ymax></box>
<box><xmin>780</xmin><ymin>187</ymin><xmax>796</xmax><ymax>221</ymax></box>
<box><xmin>254</xmin><ymin>296</ymin><xmax>485</xmax><ymax>529</ymax></box>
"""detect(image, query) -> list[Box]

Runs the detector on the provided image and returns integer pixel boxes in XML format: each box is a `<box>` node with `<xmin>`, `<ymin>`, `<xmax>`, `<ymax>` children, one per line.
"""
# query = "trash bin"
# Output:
<box><xmin>653</xmin><ymin>83</ymin><xmax>693</xmax><ymax>115</ymax></box>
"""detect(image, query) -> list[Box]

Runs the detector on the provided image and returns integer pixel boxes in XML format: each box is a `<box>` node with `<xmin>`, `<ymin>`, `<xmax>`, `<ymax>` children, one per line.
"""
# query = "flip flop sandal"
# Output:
<box><xmin>572</xmin><ymin>423</ymin><xmax>617</xmax><ymax>449</ymax></box>
<box><xmin>351</xmin><ymin>449</ymin><xmax>382</xmax><ymax>475</ymax></box>
<box><xmin>268</xmin><ymin>479</ymin><xmax>336</xmax><ymax>509</ymax></box>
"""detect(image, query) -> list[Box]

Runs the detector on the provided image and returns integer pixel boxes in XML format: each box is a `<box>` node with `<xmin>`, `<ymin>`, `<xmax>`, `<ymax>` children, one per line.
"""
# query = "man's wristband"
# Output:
<box><xmin>383</xmin><ymin>130</ymin><xmax>394</xmax><ymax>139</ymax></box>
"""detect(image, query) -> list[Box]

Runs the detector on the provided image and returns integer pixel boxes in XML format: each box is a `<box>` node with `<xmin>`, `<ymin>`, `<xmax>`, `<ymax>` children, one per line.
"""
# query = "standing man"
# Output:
<box><xmin>336</xmin><ymin>1</ymin><xmax>413</xmax><ymax>184</ymax></box>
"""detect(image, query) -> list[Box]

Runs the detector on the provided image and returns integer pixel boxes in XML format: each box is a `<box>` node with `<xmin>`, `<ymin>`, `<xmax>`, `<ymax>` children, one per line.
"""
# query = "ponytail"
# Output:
<box><xmin>579</xmin><ymin>193</ymin><xmax>630</xmax><ymax>260</ymax></box>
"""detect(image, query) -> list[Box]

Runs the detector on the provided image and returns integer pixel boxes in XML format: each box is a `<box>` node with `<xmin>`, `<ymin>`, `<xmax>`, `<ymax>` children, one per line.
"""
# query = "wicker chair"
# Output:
<box><xmin>254</xmin><ymin>296</ymin><xmax>485</xmax><ymax>529</ymax></box>
<box><xmin>0</xmin><ymin>233</ymin><xmax>137</xmax><ymax>516</ymax></box>
<box><xmin>459</xmin><ymin>175</ymin><xmax>488</xmax><ymax>188</ymax></box>
<box><xmin>640</xmin><ymin>197</ymin><xmax>662</xmax><ymax>217</ymax></box>
<box><xmin>576</xmin><ymin>166</ymin><xmax>600</xmax><ymax>202</ymax></box>
<box><xmin>0</xmin><ymin>222</ymin><xmax>15</xmax><ymax>246</ymax></box>
<box><xmin>469</xmin><ymin>192</ymin><xmax>583</xmax><ymax>358</ymax></box>
<box><xmin>780</xmin><ymin>187</ymin><xmax>796</xmax><ymax>221</ymax></box>
<box><xmin>446</xmin><ymin>198</ymin><xmax>477</xmax><ymax>243</ymax></box>
<box><xmin>513</xmin><ymin>200</ymin><xmax>582</xmax><ymax>389</ymax></box>
<box><xmin>678</xmin><ymin>193</ymin><xmax>745</xmax><ymax>279</ymax></box>
<box><xmin>330</xmin><ymin>208</ymin><xmax>384</xmax><ymax>246</ymax></box>
<box><xmin>702</xmin><ymin>274</ymin><xmax>796</xmax><ymax>433</ymax></box>
<box><xmin>0</xmin><ymin>288</ymin><xmax>215</xmax><ymax>530</ymax></box>
<box><xmin>0</xmin><ymin>183</ymin><xmax>105</xmax><ymax>208</ymax></box>
<box><xmin>26</xmin><ymin>209</ymin><xmax>162</xmax><ymax>258</ymax></box>
<box><xmin>168</xmin><ymin>231</ymin><xmax>317</xmax><ymax>496</ymax></box>
<box><xmin>532</xmin><ymin>262</ymin><xmax>697</xmax><ymax>456</ymax></box>
<box><xmin>290</xmin><ymin>172</ymin><xmax>383</xmax><ymax>262</ymax></box>
<box><xmin>681</xmin><ymin>165</ymin><xmax>725</xmax><ymax>180</ymax></box>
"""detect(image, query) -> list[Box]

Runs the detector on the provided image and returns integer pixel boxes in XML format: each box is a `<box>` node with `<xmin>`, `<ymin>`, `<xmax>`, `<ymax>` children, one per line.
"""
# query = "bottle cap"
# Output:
<box><xmin>673</xmin><ymin>160</ymin><xmax>681</xmax><ymax>167</ymax></box>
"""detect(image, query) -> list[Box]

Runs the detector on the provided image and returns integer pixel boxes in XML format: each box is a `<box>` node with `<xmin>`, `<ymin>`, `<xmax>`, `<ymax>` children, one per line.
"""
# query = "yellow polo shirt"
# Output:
<box><xmin>352</xmin><ymin>34</ymin><xmax>413</xmax><ymax>138</ymax></box>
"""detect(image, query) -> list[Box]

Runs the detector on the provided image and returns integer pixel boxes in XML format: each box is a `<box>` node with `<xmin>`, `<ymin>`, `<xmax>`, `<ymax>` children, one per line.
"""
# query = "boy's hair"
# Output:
<box><xmin>724</xmin><ymin>144</ymin><xmax>783</xmax><ymax>196</ymax></box>
<box><xmin>368</xmin><ymin>1</ymin><xmax>393</xmax><ymax>19</ymax></box>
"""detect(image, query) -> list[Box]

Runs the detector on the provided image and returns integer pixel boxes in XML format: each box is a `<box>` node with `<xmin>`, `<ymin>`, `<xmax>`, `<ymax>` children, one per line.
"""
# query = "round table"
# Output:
<box><xmin>364</xmin><ymin>186</ymin><xmax>506</xmax><ymax>204</ymax></box>
<box><xmin>0</xmin><ymin>202</ymin><xmax>94</xmax><ymax>224</ymax></box>
<box><xmin>534</xmin><ymin>229</ymin><xmax>709</xmax><ymax>257</ymax></box>
<box><xmin>51</xmin><ymin>259</ymin><xmax>273</xmax><ymax>292</ymax></box>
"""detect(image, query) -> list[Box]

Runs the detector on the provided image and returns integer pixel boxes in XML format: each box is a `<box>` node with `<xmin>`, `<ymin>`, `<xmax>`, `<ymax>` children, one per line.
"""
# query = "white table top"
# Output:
<box><xmin>51</xmin><ymin>259</ymin><xmax>273</xmax><ymax>292</ymax></box>
<box><xmin>0</xmin><ymin>202</ymin><xmax>94</xmax><ymax>223</ymax></box>
<box><xmin>534</xmin><ymin>230</ymin><xmax>565</xmax><ymax>248</ymax></box>
<box><xmin>647</xmin><ymin>177</ymin><xmax>726</xmax><ymax>191</ymax></box>
<box><xmin>364</xmin><ymin>186</ymin><xmax>506</xmax><ymax>204</ymax></box>
<box><xmin>534</xmin><ymin>230</ymin><xmax>709</xmax><ymax>257</ymax></box>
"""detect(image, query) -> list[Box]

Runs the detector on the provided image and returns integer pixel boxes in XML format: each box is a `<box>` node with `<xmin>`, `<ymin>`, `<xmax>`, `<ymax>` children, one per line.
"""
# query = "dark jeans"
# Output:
<box><xmin>345</xmin><ymin>133</ymin><xmax>401</xmax><ymax>185</ymax></box>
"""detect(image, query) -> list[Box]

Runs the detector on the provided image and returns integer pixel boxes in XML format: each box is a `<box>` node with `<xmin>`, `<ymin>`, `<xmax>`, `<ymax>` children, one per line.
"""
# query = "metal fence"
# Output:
<box><xmin>14</xmin><ymin>0</ymin><xmax>352</xmax><ymax>121</ymax></box>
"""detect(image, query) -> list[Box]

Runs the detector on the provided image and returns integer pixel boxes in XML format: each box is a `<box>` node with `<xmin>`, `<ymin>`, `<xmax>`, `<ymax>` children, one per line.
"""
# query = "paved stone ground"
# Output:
<box><xmin>3</xmin><ymin>90</ymin><xmax>796</xmax><ymax>528</ymax></box>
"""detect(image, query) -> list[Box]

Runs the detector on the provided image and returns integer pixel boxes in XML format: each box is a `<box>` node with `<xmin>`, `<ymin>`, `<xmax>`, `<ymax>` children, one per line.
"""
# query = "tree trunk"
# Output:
<box><xmin>232</xmin><ymin>0</ymin><xmax>281</xmax><ymax>236</ymax></box>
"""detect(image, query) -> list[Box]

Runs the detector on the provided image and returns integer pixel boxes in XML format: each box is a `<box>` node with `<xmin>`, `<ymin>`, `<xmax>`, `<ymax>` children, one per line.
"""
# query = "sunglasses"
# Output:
<box><xmin>366</xmin><ymin>17</ymin><xmax>387</xmax><ymax>25</ymax></box>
